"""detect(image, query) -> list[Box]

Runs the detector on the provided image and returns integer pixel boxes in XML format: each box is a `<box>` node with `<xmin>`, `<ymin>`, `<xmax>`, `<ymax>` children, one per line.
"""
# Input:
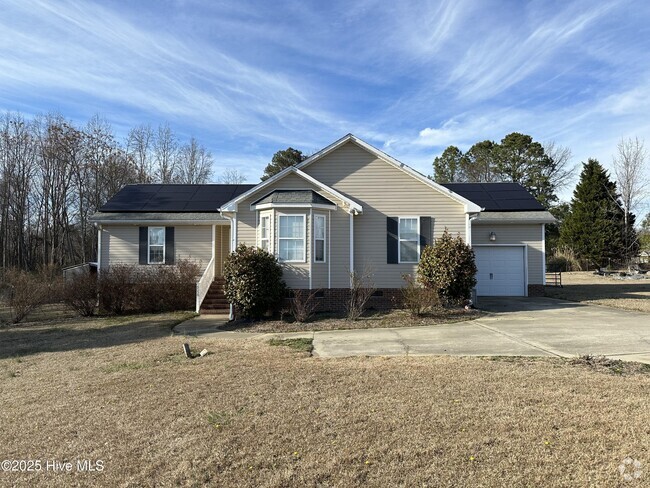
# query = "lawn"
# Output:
<box><xmin>221</xmin><ymin>307</ymin><xmax>483</xmax><ymax>333</ymax></box>
<box><xmin>1</xmin><ymin>313</ymin><xmax>649</xmax><ymax>486</ymax></box>
<box><xmin>545</xmin><ymin>271</ymin><xmax>650</xmax><ymax>312</ymax></box>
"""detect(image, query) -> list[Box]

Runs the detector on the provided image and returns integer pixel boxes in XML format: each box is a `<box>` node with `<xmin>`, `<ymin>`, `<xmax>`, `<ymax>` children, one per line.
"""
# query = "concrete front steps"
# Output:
<box><xmin>200</xmin><ymin>278</ymin><xmax>230</xmax><ymax>315</ymax></box>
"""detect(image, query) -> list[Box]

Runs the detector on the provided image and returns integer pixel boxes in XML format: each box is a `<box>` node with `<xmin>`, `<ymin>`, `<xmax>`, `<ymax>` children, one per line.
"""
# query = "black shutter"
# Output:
<box><xmin>420</xmin><ymin>217</ymin><xmax>432</xmax><ymax>249</ymax></box>
<box><xmin>139</xmin><ymin>227</ymin><xmax>148</xmax><ymax>264</ymax></box>
<box><xmin>165</xmin><ymin>227</ymin><xmax>175</xmax><ymax>265</ymax></box>
<box><xmin>387</xmin><ymin>217</ymin><xmax>398</xmax><ymax>264</ymax></box>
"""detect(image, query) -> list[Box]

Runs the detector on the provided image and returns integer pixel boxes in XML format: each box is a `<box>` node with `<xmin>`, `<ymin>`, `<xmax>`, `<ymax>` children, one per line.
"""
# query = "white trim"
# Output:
<box><xmin>212</xmin><ymin>224</ymin><xmax>216</xmax><ymax>276</ymax></box>
<box><xmin>251</xmin><ymin>202</ymin><xmax>337</xmax><ymax>211</ymax></box>
<box><xmin>328</xmin><ymin>210</ymin><xmax>331</xmax><ymax>289</ymax></box>
<box><xmin>258</xmin><ymin>212</ymin><xmax>271</xmax><ymax>252</ymax></box>
<box><xmin>472</xmin><ymin>244</ymin><xmax>528</xmax><ymax>297</ymax></box>
<box><xmin>97</xmin><ymin>226</ymin><xmax>102</xmax><ymax>275</ymax></box>
<box><xmin>313</xmin><ymin>213</ymin><xmax>326</xmax><ymax>264</ymax></box>
<box><xmin>349</xmin><ymin>212</ymin><xmax>354</xmax><ymax>288</ymax></box>
<box><xmin>398</xmin><ymin>216</ymin><xmax>420</xmax><ymax>264</ymax></box>
<box><xmin>296</xmin><ymin>134</ymin><xmax>482</xmax><ymax>213</ymax></box>
<box><xmin>466</xmin><ymin>213</ymin><xmax>479</xmax><ymax>246</ymax></box>
<box><xmin>277</xmin><ymin>213</ymin><xmax>307</xmax><ymax>263</ymax></box>
<box><xmin>542</xmin><ymin>224</ymin><xmax>546</xmax><ymax>286</ymax></box>
<box><xmin>220</xmin><ymin>166</ymin><xmax>362</xmax><ymax>214</ymax></box>
<box><xmin>92</xmin><ymin>219</ymin><xmax>224</xmax><ymax>225</ymax></box>
<box><xmin>147</xmin><ymin>226</ymin><xmax>165</xmax><ymax>264</ymax></box>
<box><xmin>232</xmin><ymin>214</ymin><xmax>237</xmax><ymax>250</ymax></box>
<box><xmin>309</xmin><ymin>209</ymin><xmax>313</xmax><ymax>289</ymax></box>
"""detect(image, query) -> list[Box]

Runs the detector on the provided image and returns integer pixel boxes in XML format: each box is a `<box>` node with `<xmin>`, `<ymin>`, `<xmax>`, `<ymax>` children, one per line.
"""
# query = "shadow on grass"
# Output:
<box><xmin>477</xmin><ymin>296</ymin><xmax>588</xmax><ymax>313</ymax></box>
<box><xmin>0</xmin><ymin>314</ymin><xmax>192</xmax><ymax>359</ymax></box>
<box><xmin>544</xmin><ymin>282</ymin><xmax>650</xmax><ymax>302</ymax></box>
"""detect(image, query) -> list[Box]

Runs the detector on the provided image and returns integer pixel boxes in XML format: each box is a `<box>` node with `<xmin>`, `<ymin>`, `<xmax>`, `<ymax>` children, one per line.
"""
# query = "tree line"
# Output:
<box><xmin>432</xmin><ymin>133</ymin><xmax>649</xmax><ymax>268</ymax></box>
<box><xmin>0</xmin><ymin>111</ymin><xmax>220</xmax><ymax>271</ymax></box>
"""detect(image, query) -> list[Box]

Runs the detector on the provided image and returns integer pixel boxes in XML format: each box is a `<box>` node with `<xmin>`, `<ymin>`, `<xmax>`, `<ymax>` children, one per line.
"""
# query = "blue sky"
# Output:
<box><xmin>2</xmin><ymin>0</ymin><xmax>650</xmax><ymax>203</ymax></box>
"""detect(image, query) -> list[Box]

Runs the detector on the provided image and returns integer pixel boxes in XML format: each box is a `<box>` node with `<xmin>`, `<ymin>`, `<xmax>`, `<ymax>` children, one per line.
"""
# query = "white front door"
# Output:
<box><xmin>474</xmin><ymin>246</ymin><xmax>526</xmax><ymax>296</ymax></box>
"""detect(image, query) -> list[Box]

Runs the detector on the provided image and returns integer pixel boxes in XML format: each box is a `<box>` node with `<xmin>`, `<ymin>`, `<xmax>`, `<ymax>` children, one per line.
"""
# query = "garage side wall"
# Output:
<box><xmin>472</xmin><ymin>223</ymin><xmax>545</xmax><ymax>293</ymax></box>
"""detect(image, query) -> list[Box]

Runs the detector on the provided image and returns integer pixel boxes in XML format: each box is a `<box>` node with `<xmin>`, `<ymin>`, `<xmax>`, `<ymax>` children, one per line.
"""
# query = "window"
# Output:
<box><xmin>148</xmin><ymin>227</ymin><xmax>165</xmax><ymax>264</ymax></box>
<box><xmin>314</xmin><ymin>214</ymin><xmax>326</xmax><ymax>263</ymax></box>
<box><xmin>278</xmin><ymin>214</ymin><xmax>305</xmax><ymax>262</ymax></box>
<box><xmin>259</xmin><ymin>214</ymin><xmax>271</xmax><ymax>251</ymax></box>
<box><xmin>398</xmin><ymin>217</ymin><xmax>419</xmax><ymax>263</ymax></box>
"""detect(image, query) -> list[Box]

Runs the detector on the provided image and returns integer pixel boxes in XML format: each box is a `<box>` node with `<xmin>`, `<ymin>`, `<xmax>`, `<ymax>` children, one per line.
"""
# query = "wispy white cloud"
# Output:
<box><xmin>0</xmin><ymin>0</ymin><xmax>649</xmax><ymax>203</ymax></box>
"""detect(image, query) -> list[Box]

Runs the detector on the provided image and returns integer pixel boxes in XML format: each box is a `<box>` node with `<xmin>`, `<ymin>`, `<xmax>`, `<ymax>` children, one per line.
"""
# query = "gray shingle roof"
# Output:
<box><xmin>99</xmin><ymin>184</ymin><xmax>256</xmax><ymax>212</ymax></box>
<box><xmin>442</xmin><ymin>182</ymin><xmax>545</xmax><ymax>211</ymax></box>
<box><xmin>252</xmin><ymin>190</ymin><xmax>336</xmax><ymax>206</ymax></box>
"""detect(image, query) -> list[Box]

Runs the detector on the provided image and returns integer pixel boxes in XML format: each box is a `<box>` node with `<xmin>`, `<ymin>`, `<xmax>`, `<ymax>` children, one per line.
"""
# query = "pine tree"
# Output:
<box><xmin>560</xmin><ymin>159</ymin><xmax>628</xmax><ymax>267</ymax></box>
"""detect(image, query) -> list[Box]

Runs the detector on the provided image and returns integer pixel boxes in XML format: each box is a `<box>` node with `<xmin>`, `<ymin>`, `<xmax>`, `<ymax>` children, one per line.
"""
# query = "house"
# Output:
<box><xmin>91</xmin><ymin>134</ymin><xmax>555</xmax><ymax>314</ymax></box>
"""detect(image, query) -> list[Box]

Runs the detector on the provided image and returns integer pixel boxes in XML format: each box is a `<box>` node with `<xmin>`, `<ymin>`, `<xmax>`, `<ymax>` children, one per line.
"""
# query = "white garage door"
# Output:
<box><xmin>474</xmin><ymin>246</ymin><xmax>526</xmax><ymax>296</ymax></box>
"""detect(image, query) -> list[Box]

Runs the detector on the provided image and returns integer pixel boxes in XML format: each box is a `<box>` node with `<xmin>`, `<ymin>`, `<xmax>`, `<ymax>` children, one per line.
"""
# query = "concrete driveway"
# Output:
<box><xmin>305</xmin><ymin>297</ymin><xmax>650</xmax><ymax>363</ymax></box>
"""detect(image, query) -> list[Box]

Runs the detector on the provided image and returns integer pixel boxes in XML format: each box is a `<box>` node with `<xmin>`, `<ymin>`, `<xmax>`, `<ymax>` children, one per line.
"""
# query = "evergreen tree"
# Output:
<box><xmin>432</xmin><ymin>146</ymin><xmax>464</xmax><ymax>182</ymax></box>
<box><xmin>261</xmin><ymin>147</ymin><xmax>307</xmax><ymax>181</ymax></box>
<box><xmin>559</xmin><ymin>159</ymin><xmax>628</xmax><ymax>267</ymax></box>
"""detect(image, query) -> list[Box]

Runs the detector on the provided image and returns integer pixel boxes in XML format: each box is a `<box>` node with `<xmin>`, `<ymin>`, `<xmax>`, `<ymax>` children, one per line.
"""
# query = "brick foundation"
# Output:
<box><xmin>528</xmin><ymin>284</ymin><xmax>545</xmax><ymax>297</ymax></box>
<box><xmin>283</xmin><ymin>288</ymin><xmax>404</xmax><ymax>314</ymax></box>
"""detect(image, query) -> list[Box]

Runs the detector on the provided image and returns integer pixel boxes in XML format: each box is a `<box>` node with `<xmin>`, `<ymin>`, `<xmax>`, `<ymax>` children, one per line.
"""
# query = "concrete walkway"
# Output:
<box><xmin>175</xmin><ymin>298</ymin><xmax>650</xmax><ymax>363</ymax></box>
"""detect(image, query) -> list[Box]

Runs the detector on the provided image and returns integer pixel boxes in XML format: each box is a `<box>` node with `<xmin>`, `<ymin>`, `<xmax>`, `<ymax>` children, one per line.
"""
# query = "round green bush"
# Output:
<box><xmin>417</xmin><ymin>229</ymin><xmax>477</xmax><ymax>303</ymax></box>
<box><xmin>223</xmin><ymin>244</ymin><xmax>286</xmax><ymax>319</ymax></box>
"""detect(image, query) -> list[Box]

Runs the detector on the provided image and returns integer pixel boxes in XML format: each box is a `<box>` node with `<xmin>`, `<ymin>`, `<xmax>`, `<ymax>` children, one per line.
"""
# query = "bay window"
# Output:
<box><xmin>314</xmin><ymin>214</ymin><xmax>326</xmax><ymax>262</ymax></box>
<box><xmin>278</xmin><ymin>214</ymin><xmax>305</xmax><ymax>262</ymax></box>
<box><xmin>259</xmin><ymin>214</ymin><xmax>271</xmax><ymax>251</ymax></box>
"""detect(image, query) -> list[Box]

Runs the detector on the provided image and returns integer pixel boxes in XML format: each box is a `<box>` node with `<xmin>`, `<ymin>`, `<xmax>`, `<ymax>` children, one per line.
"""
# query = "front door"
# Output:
<box><xmin>215</xmin><ymin>224</ymin><xmax>231</xmax><ymax>277</ymax></box>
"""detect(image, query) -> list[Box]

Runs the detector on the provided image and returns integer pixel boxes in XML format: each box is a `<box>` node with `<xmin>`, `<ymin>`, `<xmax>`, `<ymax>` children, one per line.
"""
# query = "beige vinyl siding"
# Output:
<box><xmin>100</xmin><ymin>226</ymin><xmax>138</xmax><ymax>268</ymax></box>
<box><xmin>302</xmin><ymin>141</ymin><xmax>467</xmax><ymax>288</ymax></box>
<box><xmin>174</xmin><ymin>225</ymin><xmax>212</xmax><ymax>268</ymax></box>
<box><xmin>472</xmin><ymin>223</ymin><xmax>544</xmax><ymax>285</ymax></box>
<box><xmin>99</xmin><ymin>224</ymin><xmax>213</xmax><ymax>274</ymax></box>
<box><xmin>235</xmin><ymin>173</ymin><xmax>348</xmax><ymax>289</ymax></box>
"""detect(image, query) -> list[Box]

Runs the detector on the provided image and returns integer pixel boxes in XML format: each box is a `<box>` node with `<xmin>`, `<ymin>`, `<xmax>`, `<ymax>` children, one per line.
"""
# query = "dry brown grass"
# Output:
<box><xmin>545</xmin><ymin>271</ymin><xmax>650</xmax><ymax>312</ymax></box>
<box><xmin>1</xmin><ymin>314</ymin><xmax>650</xmax><ymax>487</ymax></box>
<box><xmin>221</xmin><ymin>307</ymin><xmax>483</xmax><ymax>333</ymax></box>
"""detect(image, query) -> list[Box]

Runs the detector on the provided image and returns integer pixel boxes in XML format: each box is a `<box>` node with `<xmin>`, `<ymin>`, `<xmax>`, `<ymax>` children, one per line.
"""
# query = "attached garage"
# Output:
<box><xmin>473</xmin><ymin>245</ymin><xmax>527</xmax><ymax>296</ymax></box>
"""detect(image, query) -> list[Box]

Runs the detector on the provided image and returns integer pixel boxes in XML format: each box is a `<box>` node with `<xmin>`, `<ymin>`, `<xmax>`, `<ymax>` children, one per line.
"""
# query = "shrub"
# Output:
<box><xmin>418</xmin><ymin>229</ymin><xmax>477</xmax><ymax>304</ymax></box>
<box><xmin>5</xmin><ymin>269</ymin><xmax>50</xmax><ymax>323</ymax></box>
<box><xmin>401</xmin><ymin>274</ymin><xmax>441</xmax><ymax>317</ymax></box>
<box><xmin>223</xmin><ymin>245</ymin><xmax>286</xmax><ymax>319</ymax></box>
<box><xmin>99</xmin><ymin>261</ymin><xmax>200</xmax><ymax>314</ymax></box>
<box><xmin>547</xmin><ymin>246</ymin><xmax>584</xmax><ymax>272</ymax></box>
<box><xmin>290</xmin><ymin>289</ymin><xmax>319</xmax><ymax>323</ymax></box>
<box><xmin>98</xmin><ymin>265</ymin><xmax>136</xmax><ymax>314</ymax></box>
<box><xmin>132</xmin><ymin>260</ymin><xmax>199</xmax><ymax>312</ymax></box>
<box><xmin>346</xmin><ymin>265</ymin><xmax>376</xmax><ymax>321</ymax></box>
<box><xmin>62</xmin><ymin>273</ymin><xmax>98</xmax><ymax>316</ymax></box>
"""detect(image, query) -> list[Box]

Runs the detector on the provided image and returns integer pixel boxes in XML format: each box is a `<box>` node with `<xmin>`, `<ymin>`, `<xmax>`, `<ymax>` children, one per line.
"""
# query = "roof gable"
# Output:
<box><xmin>219</xmin><ymin>167</ymin><xmax>363</xmax><ymax>214</ymax></box>
<box><xmin>296</xmin><ymin>134</ymin><xmax>482</xmax><ymax>213</ymax></box>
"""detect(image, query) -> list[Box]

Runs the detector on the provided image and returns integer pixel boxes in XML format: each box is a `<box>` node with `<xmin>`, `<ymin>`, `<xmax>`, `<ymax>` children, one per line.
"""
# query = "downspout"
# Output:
<box><xmin>542</xmin><ymin>223</ymin><xmax>546</xmax><ymax>285</ymax></box>
<box><xmin>349</xmin><ymin>209</ymin><xmax>355</xmax><ymax>288</ymax></box>
<box><xmin>96</xmin><ymin>224</ymin><xmax>102</xmax><ymax>277</ymax></box>
<box><xmin>466</xmin><ymin>213</ymin><xmax>479</xmax><ymax>246</ymax></box>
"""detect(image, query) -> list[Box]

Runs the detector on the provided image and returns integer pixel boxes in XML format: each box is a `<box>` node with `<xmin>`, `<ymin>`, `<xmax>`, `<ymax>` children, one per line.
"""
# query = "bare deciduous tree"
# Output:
<box><xmin>218</xmin><ymin>168</ymin><xmax>246</xmax><ymax>184</ymax></box>
<box><xmin>613</xmin><ymin>137</ymin><xmax>649</xmax><ymax>261</ymax></box>
<box><xmin>154</xmin><ymin>123</ymin><xmax>177</xmax><ymax>183</ymax></box>
<box><xmin>543</xmin><ymin>141</ymin><xmax>576</xmax><ymax>192</ymax></box>
<box><xmin>0</xmin><ymin>111</ymin><xmax>216</xmax><ymax>271</ymax></box>
<box><xmin>176</xmin><ymin>137</ymin><xmax>213</xmax><ymax>184</ymax></box>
